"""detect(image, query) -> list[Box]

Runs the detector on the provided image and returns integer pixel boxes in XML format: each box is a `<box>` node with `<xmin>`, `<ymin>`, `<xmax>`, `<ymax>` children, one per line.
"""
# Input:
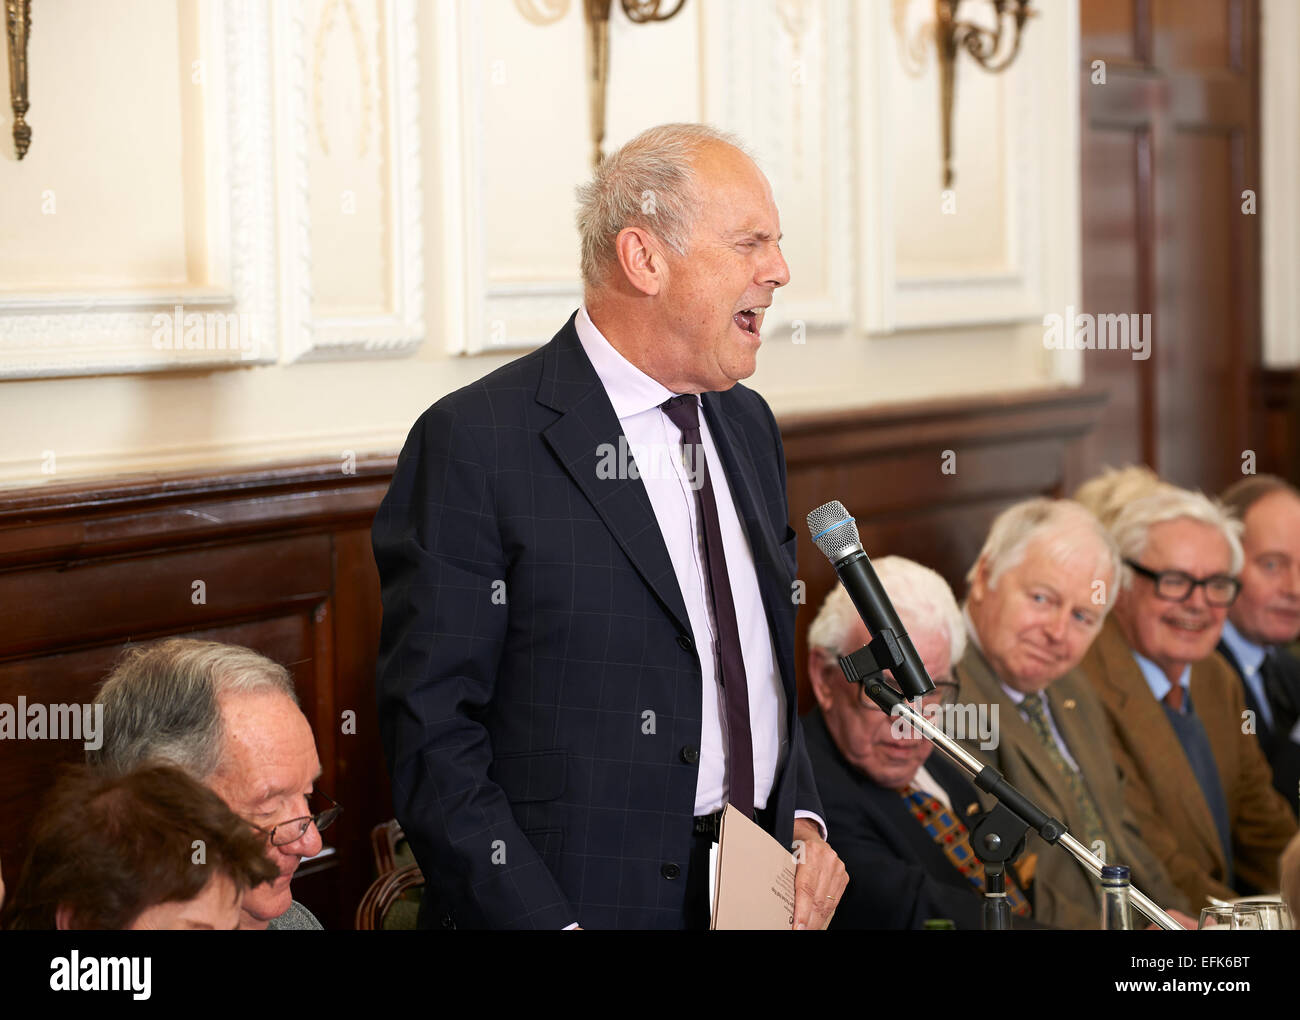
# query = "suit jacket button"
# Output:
<box><xmin>661</xmin><ymin>863</ymin><xmax>681</xmax><ymax>880</ymax></box>
<box><xmin>677</xmin><ymin>634</ymin><xmax>693</xmax><ymax>652</ymax></box>
<box><xmin>680</xmin><ymin>746</ymin><xmax>700</xmax><ymax>765</ymax></box>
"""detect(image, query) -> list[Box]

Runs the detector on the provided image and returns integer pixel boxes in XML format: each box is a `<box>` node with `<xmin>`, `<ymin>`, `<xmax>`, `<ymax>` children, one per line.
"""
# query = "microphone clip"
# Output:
<box><xmin>837</xmin><ymin>627</ymin><xmax>933</xmax><ymax>700</ymax></box>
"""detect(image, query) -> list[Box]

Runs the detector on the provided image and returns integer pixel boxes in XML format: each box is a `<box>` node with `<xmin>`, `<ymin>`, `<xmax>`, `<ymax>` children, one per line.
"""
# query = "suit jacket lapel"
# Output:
<box><xmin>1094</xmin><ymin>619</ymin><xmax>1225</xmax><ymax>869</ymax></box>
<box><xmin>537</xmin><ymin>320</ymin><xmax>692</xmax><ymax>637</ymax></box>
<box><xmin>1216</xmin><ymin>639</ymin><xmax>1271</xmax><ymax>740</ymax></box>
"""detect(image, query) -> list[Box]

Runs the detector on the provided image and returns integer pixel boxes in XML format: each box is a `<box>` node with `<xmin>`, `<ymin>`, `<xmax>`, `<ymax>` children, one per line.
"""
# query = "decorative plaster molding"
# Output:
<box><xmin>277</xmin><ymin>0</ymin><xmax>425</xmax><ymax>361</ymax></box>
<box><xmin>0</xmin><ymin>0</ymin><xmax>278</xmax><ymax>379</ymax></box>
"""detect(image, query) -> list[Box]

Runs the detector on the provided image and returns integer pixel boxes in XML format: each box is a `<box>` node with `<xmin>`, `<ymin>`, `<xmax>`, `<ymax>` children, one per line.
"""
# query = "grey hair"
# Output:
<box><xmin>967</xmin><ymin>498</ymin><xmax>1121</xmax><ymax>609</ymax></box>
<box><xmin>88</xmin><ymin>638</ymin><xmax>297</xmax><ymax>780</ymax></box>
<box><xmin>575</xmin><ymin>122</ymin><xmax>750</xmax><ymax>289</ymax></box>
<box><xmin>807</xmin><ymin>555</ymin><xmax>966</xmax><ymax>668</ymax></box>
<box><xmin>1073</xmin><ymin>464</ymin><xmax>1168</xmax><ymax>529</ymax></box>
<box><xmin>1108</xmin><ymin>486</ymin><xmax>1245</xmax><ymax>589</ymax></box>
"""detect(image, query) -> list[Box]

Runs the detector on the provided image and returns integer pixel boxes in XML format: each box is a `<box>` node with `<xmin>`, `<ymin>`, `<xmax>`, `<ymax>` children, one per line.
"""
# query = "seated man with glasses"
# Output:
<box><xmin>805</xmin><ymin>556</ymin><xmax>1042</xmax><ymax>929</ymax></box>
<box><xmin>1080</xmin><ymin>484</ymin><xmax>1296</xmax><ymax>909</ymax></box>
<box><xmin>89</xmin><ymin>639</ymin><xmax>340</xmax><ymax>930</ymax></box>
<box><xmin>958</xmin><ymin>498</ymin><xmax>1189</xmax><ymax>928</ymax></box>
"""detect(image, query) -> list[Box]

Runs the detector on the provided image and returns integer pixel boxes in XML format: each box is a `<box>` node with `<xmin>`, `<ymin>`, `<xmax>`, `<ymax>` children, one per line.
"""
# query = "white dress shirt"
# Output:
<box><xmin>575</xmin><ymin>307</ymin><xmax>819</xmax><ymax>829</ymax></box>
<box><xmin>1219</xmin><ymin>618</ymin><xmax>1275</xmax><ymax>731</ymax></box>
<box><xmin>911</xmin><ymin>763</ymin><xmax>952</xmax><ymax>812</ymax></box>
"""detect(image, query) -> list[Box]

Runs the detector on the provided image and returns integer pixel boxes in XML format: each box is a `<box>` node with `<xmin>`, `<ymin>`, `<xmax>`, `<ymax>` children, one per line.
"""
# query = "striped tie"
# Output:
<box><xmin>1019</xmin><ymin>692</ymin><xmax>1107</xmax><ymax>854</ymax></box>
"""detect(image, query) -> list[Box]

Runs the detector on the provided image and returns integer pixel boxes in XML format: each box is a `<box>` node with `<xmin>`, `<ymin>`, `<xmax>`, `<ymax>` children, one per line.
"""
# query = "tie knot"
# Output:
<box><xmin>661</xmin><ymin>394</ymin><xmax>700</xmax><ymax>434</ymax></box>
<box><xmin>1020</xmin><ymin>692</ymin><xmax>1046</xmax><ymax>717</ymax></box>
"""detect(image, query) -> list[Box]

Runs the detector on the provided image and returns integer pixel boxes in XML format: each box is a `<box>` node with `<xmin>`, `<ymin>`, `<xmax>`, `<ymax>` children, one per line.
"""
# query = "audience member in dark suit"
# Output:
<box><xmin>805</xmin><ymin>556</ymin><xmax>1038</xmax><ymax>929</ymax></box>
<box><xmin>958</xmin><ymin>498</ymin><xmax>1189</xmax><ymax>928</ymax></box>
<box><xmin>1081</xmin><ymin>484</ymin><xmax>1297</xmax><ymax>908</ymax></box>
<box><xmin>373</xmin><ymin>124</ymin><xmax>845</xmax><ymax>930</ymax></box>
<box><xmin>1218</xmin><ymin>475</ymin><xmax>1300</xmax><ymax>815</ymax></box>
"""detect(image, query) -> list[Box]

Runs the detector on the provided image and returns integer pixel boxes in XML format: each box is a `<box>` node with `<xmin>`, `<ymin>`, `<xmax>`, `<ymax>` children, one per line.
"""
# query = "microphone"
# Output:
<box><xmin>806</xmin><ymin>500</ymin><xmax>934</xmax><ymax>699</ymax></box>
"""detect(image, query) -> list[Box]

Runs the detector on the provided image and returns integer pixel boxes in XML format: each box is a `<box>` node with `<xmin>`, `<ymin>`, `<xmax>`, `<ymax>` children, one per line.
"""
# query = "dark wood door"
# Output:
<box><xmin>1080</xmin><ymin>0</ymin><xmax>1260</xmax><ymax>493</ymax></box>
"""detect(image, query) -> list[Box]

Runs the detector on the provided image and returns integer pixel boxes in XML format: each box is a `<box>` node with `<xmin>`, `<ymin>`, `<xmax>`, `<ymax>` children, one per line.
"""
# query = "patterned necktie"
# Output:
<box><xmin>1019</xmin><ymin>692</ymin><xmax>1107</xmax><ymax>853</ymax></box>
<box><xmin>660</xmin><ymin>395</ymin><xmax>754</xmax><ymax>818</ymax></box>
<box><xmin>901</xmin><ymin>787</ymin><xmax>1031</xmax><ymax>917</ymax></box>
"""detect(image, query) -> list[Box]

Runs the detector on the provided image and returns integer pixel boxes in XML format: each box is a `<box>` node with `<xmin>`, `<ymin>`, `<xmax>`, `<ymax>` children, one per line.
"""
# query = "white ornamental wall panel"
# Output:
<box><xmin>858</xmin><ymin>0</ymin><xmax>1073</xmax><ymax>335</ymax></box>
<box><xmin>275</xmin><ymin>0</ymin><xmax>425</xmax><ymax>361</ymax></box>
<box><xmin>444</xmin><ymin>0</ymin><xmax>855</xmax><ymax>354</ymax></box>
<box><xmin>700</xmin><ymin>0</ymin><xmax>855</xmax><ymax>334</ymax></box>
<box><xmin>0</xmin><ymin>0</ymin><xmax>277</xmax><ymax>379</ymax></box>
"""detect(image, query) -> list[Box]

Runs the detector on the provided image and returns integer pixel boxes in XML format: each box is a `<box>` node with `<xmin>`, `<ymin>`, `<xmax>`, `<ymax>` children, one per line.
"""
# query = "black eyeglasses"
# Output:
<box><xmin>1124</xmin><ymin>559</ymin><xmax>1240</xmax><ymax>607</ymax></box>
<box><xmin>252</xmin><ymin>790</ymin><xmax>343</xmax><ymax>847</ymax></box>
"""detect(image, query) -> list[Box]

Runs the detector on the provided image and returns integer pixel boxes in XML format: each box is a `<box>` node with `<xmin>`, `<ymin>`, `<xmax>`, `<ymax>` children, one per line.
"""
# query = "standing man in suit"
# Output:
<box><xmin>1080</xmin><ymin>485</ymin><xmax>1296</xmax><ymax>908</ymax></box>
<box><xmin>805</xmin><ymin>557</ymin><xmax>1040</xmax><ymax>929</ymax></box>
<box><xmin>373</xmin><ymin>123</ymin><xmax>846</xmax><ymax>930</ymax></box>
<box><xmin>1217</xmin><ymin>475</ymin><xmax>1300</xmax><ymax>815</ymax></box>
<box><xmin>958</xmin><ymin>499</ymin><xmax>1188</xmax><ymax>927</ymax></box>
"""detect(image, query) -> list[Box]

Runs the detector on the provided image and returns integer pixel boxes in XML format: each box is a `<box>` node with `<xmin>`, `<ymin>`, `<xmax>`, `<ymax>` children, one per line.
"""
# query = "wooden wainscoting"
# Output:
<box><xmin>0</xmin><ymin>386</ymin><xmax>1105</xmax><ymax>927</ymax></box>
<box><xmin>783</xmin><ymin>387</ymin><xmax>1108</xmax><ymax>711</ymax></box>
<box><xmin>0</xmin><ymin>461</ymin><xmax>394</xmax><ymax>931</ymax></box>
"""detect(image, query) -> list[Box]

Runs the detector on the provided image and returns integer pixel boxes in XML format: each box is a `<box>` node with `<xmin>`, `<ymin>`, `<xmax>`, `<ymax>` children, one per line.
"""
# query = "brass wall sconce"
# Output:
<box><xmin>895</xmin><ymin>0</ymin><xmax>1034</xmax><ymax>189</ymax></box>
<box><xmin>517</xmin><ymin>0</ymin><xmax>686</xmax><ymax>169</ymax></box>
<box><xmin>5</xmin><ymin>0</ymin><xmax>32</xmax><ymax>159</ymax></box>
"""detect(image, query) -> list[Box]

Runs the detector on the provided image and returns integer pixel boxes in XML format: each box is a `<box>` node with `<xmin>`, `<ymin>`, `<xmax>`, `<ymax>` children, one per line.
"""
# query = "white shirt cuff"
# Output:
<box><xmin>794</xmin><ymin>809</ymin><xmax>828</xmax><ymax>842</ymax></box>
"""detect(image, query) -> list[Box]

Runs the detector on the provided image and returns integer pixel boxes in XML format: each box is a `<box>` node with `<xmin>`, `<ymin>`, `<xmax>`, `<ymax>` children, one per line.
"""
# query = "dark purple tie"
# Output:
<box><xmin>661</xmin><ymin>395</ymin><xmax>754</xmax><ymax>819</ymax></box>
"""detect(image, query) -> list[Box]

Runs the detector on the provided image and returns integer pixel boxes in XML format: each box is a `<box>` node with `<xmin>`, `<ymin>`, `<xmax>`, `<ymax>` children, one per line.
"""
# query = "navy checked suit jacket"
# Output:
<box><xmin>372</xmin><ymin>313</ymin><xmax>823</xmax><ymax>929</ymax></box>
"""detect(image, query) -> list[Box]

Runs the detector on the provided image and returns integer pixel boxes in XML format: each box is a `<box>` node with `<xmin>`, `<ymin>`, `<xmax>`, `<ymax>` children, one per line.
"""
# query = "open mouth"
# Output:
<box><xmin>733</xmin><ymin>307</ymin><xmax>764</xmax><ymax>338</ymax></box>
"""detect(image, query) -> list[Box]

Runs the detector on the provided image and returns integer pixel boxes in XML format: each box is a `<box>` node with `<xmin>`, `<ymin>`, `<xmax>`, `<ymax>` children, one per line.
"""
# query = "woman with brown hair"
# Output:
<box><xmin>3</xmin><ymin>763</ymin><xmax>277</xmax><ymax>929</ymax></box>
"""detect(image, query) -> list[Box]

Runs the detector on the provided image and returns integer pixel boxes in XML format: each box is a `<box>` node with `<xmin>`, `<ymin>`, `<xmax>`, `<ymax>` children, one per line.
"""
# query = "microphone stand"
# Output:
<box><xmin>837</xmin><ymin>635</ymin><xmax>1182</xmax><ymax>931</ymax></box>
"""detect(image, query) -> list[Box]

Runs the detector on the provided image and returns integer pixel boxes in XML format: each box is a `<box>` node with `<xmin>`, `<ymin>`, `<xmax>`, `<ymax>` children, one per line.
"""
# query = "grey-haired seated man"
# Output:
<box><xmin>89</xmin><ymin>638</ymin><xmax>335</xmax><ymax>930</ymax></box>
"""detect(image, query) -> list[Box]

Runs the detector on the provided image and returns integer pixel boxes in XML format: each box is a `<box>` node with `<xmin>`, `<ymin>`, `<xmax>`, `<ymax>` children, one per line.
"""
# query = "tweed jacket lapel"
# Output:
<box><xmin>1088</xmin><ymin>618</ymin><xmax>1226</xmax><ymax>873</ymax></box>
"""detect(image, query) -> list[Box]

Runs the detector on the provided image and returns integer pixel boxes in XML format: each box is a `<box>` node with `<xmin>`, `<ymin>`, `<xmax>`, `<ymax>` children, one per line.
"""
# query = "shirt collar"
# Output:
<box><xmin>574</xmin><ymin>305</ymin><xmax>679</xmax><ymax>420</ymax></box>
<box><xmin>1131</xmin><ymin>649</ymin><xmax>1191</xmax><ymax>704</ymax></box>
<box><xmin>1219</xmin><ymin>618</ymin><xmax>1269</xmax><ymax>677</ymax></box>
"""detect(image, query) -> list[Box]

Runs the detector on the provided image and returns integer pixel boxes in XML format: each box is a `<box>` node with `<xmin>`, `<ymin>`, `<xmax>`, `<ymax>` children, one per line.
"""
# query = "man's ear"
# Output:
<box><xmin>808</xmin><ymin>650</ymin><xmax>835</xmax><ymax>713</ymax></box>
<box><xmin>614</xmin><ymin>225</ymin><xmax>666</xmax><ymax>297</ymax></box>
<box><xmin>968</xmin><ymin>556</ymin><xmax>990</xmax><ymax>605</ymax></box>
<box><xmin>55</xmin><ymin>903</ymin><xmax>76</xmax><ymax>930</ymax></box>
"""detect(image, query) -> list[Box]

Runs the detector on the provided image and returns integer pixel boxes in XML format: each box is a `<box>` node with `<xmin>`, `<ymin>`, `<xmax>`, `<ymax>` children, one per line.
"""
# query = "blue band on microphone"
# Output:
<box><xmin>811</xmin><ymin>517</ymin><xmax>856</xmax><ymax>544</ymax></box>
